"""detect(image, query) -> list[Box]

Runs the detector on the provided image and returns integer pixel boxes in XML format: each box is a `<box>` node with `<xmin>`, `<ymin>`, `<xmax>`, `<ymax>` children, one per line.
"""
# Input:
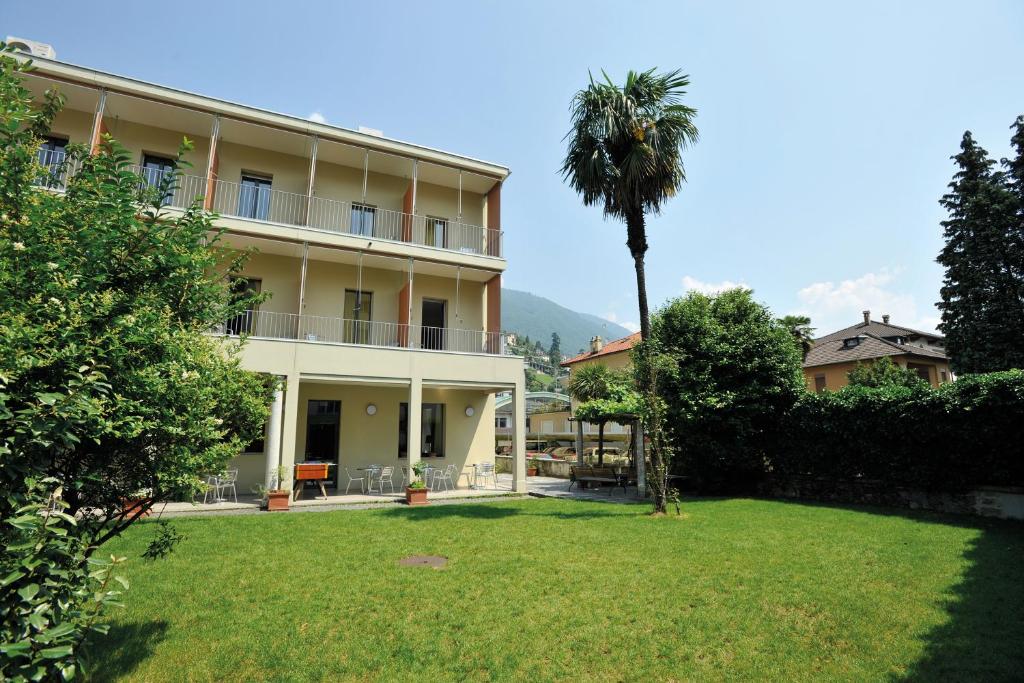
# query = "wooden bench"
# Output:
<box><xmin>568</xmin><ymin>466</ymin><xmax>628</xmax><ymax>495</ymax></box>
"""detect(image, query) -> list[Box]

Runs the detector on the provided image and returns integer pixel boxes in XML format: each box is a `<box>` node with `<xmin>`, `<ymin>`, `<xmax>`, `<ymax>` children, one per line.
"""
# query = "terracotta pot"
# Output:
<box><xmin>266</xmin><ymin>490</ymin><xmax>290</xmax><ymax>511</ymax></box>
<box><xmin>527</xmin><ymin>467</ymin><xmax>539</xmax><ymax>477</ymax></box>
<box><xmin>405</xmin><ymin>486</ymin><xmax>428</xmax><ymax>506</ymax></box>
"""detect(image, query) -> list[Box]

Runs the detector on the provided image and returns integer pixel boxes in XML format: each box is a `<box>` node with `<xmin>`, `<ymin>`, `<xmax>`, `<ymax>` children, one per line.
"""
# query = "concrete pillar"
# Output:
<box><xmin>575</xmin><ymin>418</ymin><xmax>585</xmax><ymax>466</ymax></box>
<box><xmin>264</xmin><ymin>383</ymin><xmax>284</xmax><ymax>489</ymax></box>
<box><xmin>485</xmin><ymin>274</ymin><xmax>501</xmax><ymax>354</ymax></box>
<box><xmin>633</xmin><ymin>421</ymin><xmax>647</xmax><ymax>497</ymax></box>
<box><xmin>279</xmin><ymin>374</ymin><xmax>300</xmax><ymax>497</ymax></box>
<box><xmin>407</xmin><ymin>378</ymin><xmax>422</xmax><ymax>480</ymax></box>
<box><xmin>486</xmin><ymin>181</ymin><xmax>501</xmax><ymax>256</ymax></box>
<box><xmin>511</xmin><ymin>385</ymin><xmax>527</xmax><ymax>493</ymax></box>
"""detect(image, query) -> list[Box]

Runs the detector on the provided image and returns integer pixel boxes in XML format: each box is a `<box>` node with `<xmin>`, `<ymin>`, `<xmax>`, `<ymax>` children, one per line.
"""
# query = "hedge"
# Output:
<box><xmin>769</xmin><ymin>370</ymin><xmax>1024</xmax><ymax>491</ymax></box>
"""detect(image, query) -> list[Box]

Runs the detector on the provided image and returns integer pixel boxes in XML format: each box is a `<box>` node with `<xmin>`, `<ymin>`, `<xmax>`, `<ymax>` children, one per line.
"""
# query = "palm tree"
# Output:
<box><xmin>779</xmin><ymin>314</ymin><xmax>816</xmax><ymax>359</ymax></box>
<box><xmin>562</xmin><ymin>69</ymin><xmax>698</xmax><ymax>512</ymax></box>
<box><xmin>566</xmin><ymin>364</ymin><xmax>614</xmax><ymax>465</ymax></box>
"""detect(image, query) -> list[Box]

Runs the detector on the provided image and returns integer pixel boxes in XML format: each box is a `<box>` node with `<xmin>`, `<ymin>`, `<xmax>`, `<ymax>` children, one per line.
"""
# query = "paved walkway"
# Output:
<box><xmin>153</xmin><ymin>473</ymin><xmax>643</xmax><ymax>518</ymax></box>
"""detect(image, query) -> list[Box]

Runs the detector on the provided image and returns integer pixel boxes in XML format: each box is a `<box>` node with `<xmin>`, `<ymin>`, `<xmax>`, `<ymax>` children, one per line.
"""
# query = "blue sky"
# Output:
<box><xmin>5</xmin><ymin>1</ymin><xmax>1023</xmax><ymax>337</ymax></box>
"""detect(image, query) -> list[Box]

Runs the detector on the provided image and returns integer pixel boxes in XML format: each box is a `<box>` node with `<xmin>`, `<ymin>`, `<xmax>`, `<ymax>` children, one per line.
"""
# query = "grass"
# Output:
<box><xmin>92</xmin><ymin>497</ymin><xmax>1024</xmax><ymax>681</ymax></box>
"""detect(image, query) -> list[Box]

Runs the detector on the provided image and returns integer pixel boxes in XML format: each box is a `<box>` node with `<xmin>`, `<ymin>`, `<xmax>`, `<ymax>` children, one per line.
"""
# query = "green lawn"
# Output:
<box><xmin>92</xmin><ymin>498</ymin><xmax>1023</xmax><ymax>681</ymax></box>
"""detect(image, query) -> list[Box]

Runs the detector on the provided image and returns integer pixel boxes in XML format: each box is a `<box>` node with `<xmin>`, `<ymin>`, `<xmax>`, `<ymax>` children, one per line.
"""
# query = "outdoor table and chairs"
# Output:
<box><xmin>470</xmin><ymin>463</ymin><xmax>498</xmax><ymax>489</ymax></box>
<box><xmin>202</xmin><ymin>468</ymin><xmax>239</xmax><ymax>504</ymax></box>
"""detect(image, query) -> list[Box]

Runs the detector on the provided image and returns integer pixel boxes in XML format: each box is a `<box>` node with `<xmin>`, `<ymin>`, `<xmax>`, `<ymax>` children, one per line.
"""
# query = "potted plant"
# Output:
<box><xmin>405</xmin><ymin>461</ymin><xmax>429</xmax><ymax>506</ymax></box>
<box><xmin>527</xmin><ymin>457</ymin><xmax>541</xmax><ymax>477</ymax></box>
<box><xmin>121</xmin><ymin>489</ymin><xmax>153</xmax><ymax>518</ymax></box>
<box><xmin>257</xmin><ymin>465</ymin><xmax>291</xmax><ymax>511</ymax></box>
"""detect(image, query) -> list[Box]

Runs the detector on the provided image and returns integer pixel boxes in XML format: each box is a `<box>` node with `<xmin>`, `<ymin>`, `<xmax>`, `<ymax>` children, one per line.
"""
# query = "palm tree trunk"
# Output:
<box><xmin>598</xmin><ymin>421</ymin><xmax>605</xmax><ymax>466</ymax></box>
<box><xmin>626</xmin><ymin>211</ymin><xmax>669</xmax><ymax>514</ymax></box>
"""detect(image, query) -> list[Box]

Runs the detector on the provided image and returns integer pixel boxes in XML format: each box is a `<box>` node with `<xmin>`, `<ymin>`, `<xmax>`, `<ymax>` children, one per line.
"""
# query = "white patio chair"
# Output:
<box><xmin>344</xmin><ymin>467</ymin><xmax>366</xmax><ymax>494</ymax></box>
<box><xmin>214</xmin><ymin>469</ymin><xmax>238</xmax><ymax>503</ymax></box>
<box><xmin>431</xmin><ymin>464</ymin><xmax>456</xmax><ymax>492</ymax></box>
<box><xmin>366</xmin><ymin>465</ymin><xmax>384</xmax><ymax>493</ymax></box>
<box><xmin>377</xmin><ymin>466</ymin><xmax>397</xmax><ymax>494</ymax></box>
<box><xmin>201</xmin><ymin>473</ymin><xmax>220</xmax><ymax>504</ymax></box>
<box><xmin>476</xmin><ymin>462</ymin><xmax>497</xmax><ymax>490</ymax></box>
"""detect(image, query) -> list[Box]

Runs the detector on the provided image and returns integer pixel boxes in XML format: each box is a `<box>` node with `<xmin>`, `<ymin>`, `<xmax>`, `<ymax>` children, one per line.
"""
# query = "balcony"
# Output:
<box><xmin>217</xmin><ymin>310</ymin><xmax>509</xmax><ymax>356</ymax></box>
<box><xmin>39</xmin><ymin>159</ymin><xmax>504</xmax><ymax>259</ymax></box>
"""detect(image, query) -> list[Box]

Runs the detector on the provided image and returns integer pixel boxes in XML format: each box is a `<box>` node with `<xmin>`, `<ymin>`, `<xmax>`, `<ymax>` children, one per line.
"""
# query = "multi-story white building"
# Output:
<box><xmin>20</xmin><ymin>51</ymin><xmax>527</xmax><ymax>496</ymax></box>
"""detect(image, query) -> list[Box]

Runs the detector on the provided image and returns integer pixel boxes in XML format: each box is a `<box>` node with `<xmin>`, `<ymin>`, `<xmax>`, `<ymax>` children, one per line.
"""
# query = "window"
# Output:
<box><xmin>244</xmin><ymin>421</ymin><xmax>267</xmax><ymax>454</ymax></box>
<box><xmin>495</xmin><ymin>415</ymin><xmax>510</xmax><ymax>429</ymax></box>
<box><xmin>398</xmin><ymin>402</ymin><xmax>446</xmax><ymax>458</ymax></box>
<box><xmin>907</xmin><ymin>363</ymin><xmax>932</xmax><ymax>383</ymax></box>
<box><xmin>343</xmin><ymin>289</ymin><xmax>373</xmax><ymax>344</ymax></box>
<box><xmin>814</xmin><ymin>375</ymin><xmax>827</xmax><ymax>393</ymax></box>
<box><xmin>141</xmin><ymin>154</ymin><xmax>175</xmax><ymax>205</ymax></box>
<box><xmin>36</xmin><ymin>136</ymin><xmax>68</xmax><ymax>188</ymax></box>
<box><xmin>940</xmin><ymin>370</ymin><xmax>948</xmax><ymax>383</ymax></box>
<box><xmin>226</xmin><ymin>277</ymin><xmax>261</xmax><ymax>335</ymax></box>
<box><xmin>238</xmin><ymin>174</ymin><xmax>272</xmax><ymax>221</ymax></box>
<box><xmin>351</xmin><ymin>203</ymin><xmax>376</xmax><ymax>236</ymax></box>
<box><xmin>425</xmin><ymin>216</ymin><xmax>447</xmax><ymax>248</ymax></box>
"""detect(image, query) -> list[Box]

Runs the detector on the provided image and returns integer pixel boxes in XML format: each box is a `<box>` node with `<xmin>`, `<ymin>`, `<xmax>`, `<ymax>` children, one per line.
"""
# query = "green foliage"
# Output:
<box><xmin>653</xmin><ymin>289</ymin><xmax>805</xmax><ymax>493</ymax></box>
<box><xmin>772</xmin><ymin>370</ymin><xmax>1024</xmax><ymax>490</ymax></box>
<box><xmin>548</xmin><ymin>332</ymin><xmax>562</xmax><ymax>368</ymax></box>
<box><xmin>846</xmin><ymin>356</ymin><xmax>928</xmax><ymax>389</ymax></box>
<box><xmin>937</xmin><ymin>119</ymin><xmax>1024</xmax><ymax>373</ymax></box>
<box><xmin>0</xmin><ymin>47</ymin><xmax>273</xmax><ymax>678</ymax></box>
<box><xmin>566</xmin><ymin>365</ymin><xmax>640</xmax><ymax>423</ymax></box>
<box><xmin>1</xmin><ymin>479</ymin><xmax>128</xmax><ymax>682</ymax></box>
<box><xmin>408</xmin><ymin>461</ymin><xmax>428</xmax><ymax>489</ymax></box>
<box><xmin>141</xmin><ymin>522</ymin><xmax>185</xmax><ymax>561</ymax></box>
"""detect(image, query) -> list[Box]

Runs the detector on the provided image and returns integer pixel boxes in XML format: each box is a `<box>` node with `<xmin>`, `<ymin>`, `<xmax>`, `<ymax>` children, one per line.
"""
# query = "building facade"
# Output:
<box><xmin>803</xmin><ymin>311</ymin><xmax>953</xmax><ymax>392</ymax></box>
<box><xmin>22</xmin><ymin>54</ymin><xmax>528</xmax><ymax>495</ymax></box>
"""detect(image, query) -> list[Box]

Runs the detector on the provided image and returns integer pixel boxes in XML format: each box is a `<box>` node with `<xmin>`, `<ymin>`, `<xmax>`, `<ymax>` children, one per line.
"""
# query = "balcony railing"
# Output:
<box><xmin>35</xmin><ymin>160</ymin><xmax>504</xmax><ymax>258</ymax></box>
<box><xmin>216</xmin><ymin>310</ymin><xmax>509</xmax><ymax>356</ymax></box>
<box><xmin>33</xmin><ymin>150</ymin><xmax>82</xmax><ymax>191</ymax></box>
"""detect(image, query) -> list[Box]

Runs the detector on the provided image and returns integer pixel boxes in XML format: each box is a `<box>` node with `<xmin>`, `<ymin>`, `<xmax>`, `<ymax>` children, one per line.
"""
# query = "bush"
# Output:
<box><xmin>771</xmin><ymin>370</ymin><xmax>1024</xmax><ymax>491</ymax></box>
<box><xmin>653</xmin><ymin>289</ymin><xmax>805</xmax><ymax>493</ymax></box>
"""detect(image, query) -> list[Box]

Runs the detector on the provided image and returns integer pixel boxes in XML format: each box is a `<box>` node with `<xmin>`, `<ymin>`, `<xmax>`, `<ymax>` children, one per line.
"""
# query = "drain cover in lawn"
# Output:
<box><xmin>398</xmin><ymin>555</ymin><xmax>448</xmax><ymax>568</ymax></box>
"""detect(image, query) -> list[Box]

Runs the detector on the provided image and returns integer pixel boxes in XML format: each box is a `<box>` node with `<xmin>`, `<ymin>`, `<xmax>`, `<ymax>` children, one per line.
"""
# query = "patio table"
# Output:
<box><xmin>358</xmin><ymin>465</ymin><xmax>384</xmax><ymax>494</ymax></box>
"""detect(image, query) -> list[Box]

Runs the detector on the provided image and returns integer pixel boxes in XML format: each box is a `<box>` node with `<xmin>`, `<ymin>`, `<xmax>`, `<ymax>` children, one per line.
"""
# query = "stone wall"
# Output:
<box><xmin>762</xmin><ymin>476</ymin><xmax>1024</xmax><ymax>521</ymax></box>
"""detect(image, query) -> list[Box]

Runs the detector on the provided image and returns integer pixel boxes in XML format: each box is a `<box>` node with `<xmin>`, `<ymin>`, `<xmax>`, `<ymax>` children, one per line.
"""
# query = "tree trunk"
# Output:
<box><xmin>626</xmin><ymin>211</ymin><xmax>669</xmax><ymax>514</ymax></box>
<box><xmin>598</xmin><ymin>421</ymin><xmax>605</xmax><ymax>466</ymax></box>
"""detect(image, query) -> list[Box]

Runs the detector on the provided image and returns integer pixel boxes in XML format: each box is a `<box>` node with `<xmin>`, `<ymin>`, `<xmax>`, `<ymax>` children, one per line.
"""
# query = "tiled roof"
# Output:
<box><xmin>817</xmin><ymin>320</ymin><xmax>944</xmax><ymax>343</ymax></box>
<box><xmin>803</xmin><ymin>332</ymin><xmax>948</xmax><ymax>368</ymax></box>
<box><xmin>561</xmin><ymin>332</ymin><xmax>640</xmax><ymax>366</ymax></box>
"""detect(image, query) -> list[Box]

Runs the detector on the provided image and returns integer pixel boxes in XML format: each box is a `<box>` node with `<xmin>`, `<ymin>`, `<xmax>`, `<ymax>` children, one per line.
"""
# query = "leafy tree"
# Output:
<box><xmin>525</xmin><ymin>367</ymin><xmax>545</xmax><ymax>392</ymax></box>
<box><xmin>0</xmin><ymin>50</ymin><xmax>272</xmax><ymax>677</ymax></box>
<box><xmin>653</xmin><ymin>289</ymin><xmax>804</xmax><ymax>493</ymax></box>
<box><xmin>548</xmin><ymin>332</ymin><xmax>562</xmax><ymax>368</ymax></box>
<box><xmin>566</xmin><ymin>365</ymin><xmax>639</xmax><ymax>465</ymax></box>
<box><xmin>562</xmin><ymin>69</ymin><xmax>698</xmax><ymax>513</ymax></box>
<box><xmin>937</xmin><ymin>123</ymin><xmax>1024</xmax><ymax>373</ymax></box>
<box><xmin>846</xmin><ymin>357</ymin><xmax>928</xmax><ymax>389</ymax></box>
<box><xmin>779</xmin><ymin>314</ymin><xmax>815</xmax><ymax>359</ymax></box>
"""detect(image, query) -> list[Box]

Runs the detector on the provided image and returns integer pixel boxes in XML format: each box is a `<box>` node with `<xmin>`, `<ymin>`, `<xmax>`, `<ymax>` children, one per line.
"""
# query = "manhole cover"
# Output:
<box><xmin>398</xmin><ymin>555</ymin><xmax>448</xmax><ymax>568</ymax></box>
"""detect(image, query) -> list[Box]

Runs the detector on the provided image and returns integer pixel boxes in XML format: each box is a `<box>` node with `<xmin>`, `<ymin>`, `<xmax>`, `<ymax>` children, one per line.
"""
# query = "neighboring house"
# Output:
<box><xmin>493</xmin><ymin>392</ymin><xmax>628</xmax><ymax>450</ymax></box>
<box><xmin>803</xmin><ymin>311</ymin><xmax>953</xmax><ymax>392</ymax></box>
<box><xmin>22</xmin><ymin>53</ymin><xmax>528</xmax><ymax>494</ymax></box>
<box><xmin>560</xmin><ymin>333</ymin><xmax>641</xmax><ymax>457</ymax></box>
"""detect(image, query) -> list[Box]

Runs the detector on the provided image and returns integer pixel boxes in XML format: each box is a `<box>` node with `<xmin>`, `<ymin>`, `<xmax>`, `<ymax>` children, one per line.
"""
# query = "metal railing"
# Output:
<box><xmin>34</xmin><ymin>158</ymin><xmax>505</xmax><ymax>258</ymax></box>
<box><xmin>215</xmin><ymin>310</ymin><xmax>508</xmax><ymax>355</ymax></box>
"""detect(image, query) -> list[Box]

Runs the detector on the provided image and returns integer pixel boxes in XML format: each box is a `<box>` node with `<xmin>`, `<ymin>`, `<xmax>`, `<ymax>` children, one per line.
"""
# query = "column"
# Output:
<box><xmin>511</xmin><ymin>385</ymin><xmax>527</xmax><ymax>493</ymax></box>
<box><xmin>89</xmin><ymin>88</ymin><xmax>107</xmax><ymax>154</ymax></box>
<box><xmin>575</xmin><ymin>418</ymin><xmax>585</xmax><ymax>466</ymax></box>
<box><xmin>264</xmin><ymin>383</ymin><xmax>284</xmax><ymax>489</ymax></box>
<box><xmin>485</xmin><ymin>274</ymin><xmax>501</xmax><ymax>354</ymax></box>
<box><xmin>486</xmin><ymin>181</ymin><xmax>501</xmax><ymax>256</ymax></box>
<box><xmin>204</xmin><ymin>115</ymin><xmax>220</xmax><ymax>211</ymax></box>
<box><xmin>633</xmin><ymin>421</ymin><xmax>647</xmax><ymax>497</ymax></box>
<box><xmin>279</xmin><ymin>374</ymin><xmax>300</xmax><ymax>497</ymax></box>
<box><xmin>407</xmin><ymin>378</ymin><xmax>423</xmax><ymax>481</ymax></box>
<box><xmin>303</xmin><ymin>135</ymin><xmax>318</xmax><ymax>225</ymax></box>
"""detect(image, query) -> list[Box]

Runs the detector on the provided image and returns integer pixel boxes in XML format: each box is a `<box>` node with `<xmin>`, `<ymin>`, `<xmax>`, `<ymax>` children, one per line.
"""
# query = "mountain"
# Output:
<box><xmin>501</xmin><ymin>288</ymin><xmax>632</xmax><ymax>356</ymax></box>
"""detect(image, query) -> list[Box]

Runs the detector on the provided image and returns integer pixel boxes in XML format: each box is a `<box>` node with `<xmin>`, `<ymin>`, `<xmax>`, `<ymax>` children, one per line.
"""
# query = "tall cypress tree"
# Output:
<box><xmin>937</xmin><ymin>126</ymin><xmax>1024</xmax><ymax>373</ymax></box>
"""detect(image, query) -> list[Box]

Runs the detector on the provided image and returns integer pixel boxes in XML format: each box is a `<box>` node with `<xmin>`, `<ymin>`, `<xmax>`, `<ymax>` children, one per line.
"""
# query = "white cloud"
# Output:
<box><xmin>602</xmin><ymin>312</ymin><xmax>640</xmax><ymax>334</ymax></box>
<box><xmin>797</xmin><ymin>268</ymin><xmax>940</xmax><ymax>333</ymax></box>
<box><xmin>681</xmin><ymin>275</ymin><xmax>749</xmax><ymax>295</ymax></box>
<box><xmin>307</xmin><ymin>111</ymin><xmax>327</xmax><ymax>124</ymax></box>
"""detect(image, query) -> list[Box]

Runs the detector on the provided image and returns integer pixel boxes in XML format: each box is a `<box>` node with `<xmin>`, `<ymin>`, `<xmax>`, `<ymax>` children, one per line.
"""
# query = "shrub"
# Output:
<box><xmin>771</xmin><ymin>370</ymin><xmax>1024</xmax><ymax>491</ymax></box>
